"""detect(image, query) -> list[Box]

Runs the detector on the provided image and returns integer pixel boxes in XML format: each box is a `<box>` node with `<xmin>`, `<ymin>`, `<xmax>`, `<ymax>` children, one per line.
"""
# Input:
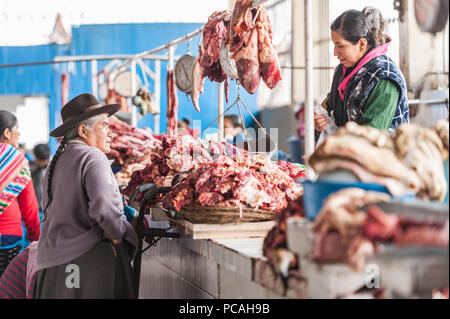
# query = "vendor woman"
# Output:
<box><xmin>315</xmin><ymin>7</ymin><xmax>409</xmax><ymax>135</ymax></box>
<box><xmin>33</xmin><ymin>94</ymin><xmax>138</xmax><ymax>299</ymax></box>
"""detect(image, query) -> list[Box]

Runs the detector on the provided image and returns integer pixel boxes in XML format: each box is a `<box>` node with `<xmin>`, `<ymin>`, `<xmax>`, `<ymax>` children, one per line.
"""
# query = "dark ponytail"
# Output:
<box><xmin>0</xmin><ymin>110</ymin><xmax>18</xmax><ymax>140</ymax></box>
<box><xmin>362</xmin><ymin>7</ymin><xmax>387</xmax><ymax>47</ymax></box>
<box><xmin>331</xmin><ymin>7</ymin><xmax>388</xmax><ymax>48</ymax></box>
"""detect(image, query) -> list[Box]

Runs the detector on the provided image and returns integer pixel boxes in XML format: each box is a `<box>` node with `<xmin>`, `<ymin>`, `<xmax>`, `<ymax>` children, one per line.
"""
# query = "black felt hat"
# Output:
<box><xmin>50</xmin><ymin>93</ymin><xmax>120</xmax><ymax>137</ymax></box>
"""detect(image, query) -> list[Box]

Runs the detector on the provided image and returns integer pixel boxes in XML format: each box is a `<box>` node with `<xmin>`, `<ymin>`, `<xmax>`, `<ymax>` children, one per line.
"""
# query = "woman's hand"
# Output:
<box><xmin>314</xmin><ymin>113</ymin><xmax>329</xmax><ymax>131</ymax></box>
<box><xmin>314</xmin><ymin>97</ymin><xmax>329</xmax><ymax>131</ymax></box>
<box><xmin>112</xmin><ymin>239</ymin><xmax>122</xmax><ymax>244</ymax></box>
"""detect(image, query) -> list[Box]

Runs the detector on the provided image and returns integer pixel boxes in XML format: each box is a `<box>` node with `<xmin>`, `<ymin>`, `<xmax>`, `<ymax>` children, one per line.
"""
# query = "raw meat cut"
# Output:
<box><xmin>310</xmin><ymin>157</ymin><xmax>413</xmax><ymax>197</ymax></box>
<box><xmin>124</xmin><ymin>134</ymin><xmax>214</xmax><ymax>203</ymax></box>
<box><xmin>433</xmin><ymin>119</ymin><xmax>449</xmax><ymax>160</ymax></box>
<box><xmin>234</xmin><ymin>27</ymin><xmax>261</xmax><ymax>94</ymax></box>
<box><xmin>394</xmin><ymin>124</ymin><xmax>447</xmax><ymax>201</ymax></box>
<box><xmin>107</xmin><ymin>116</ymin><xmax>161</xmax><ymax>165</ymax></box>
<box><xmin>312</xmin><ymin>188</ymin><xmax>390</xmax><ymax>270</ymax></box>
<box><xmin>162</xmin><ymin>153</ymin><xmax>303</xmax><ymax>212</ymax></box>
<box><xmin>256</xmin><ymin>8</ymin><xmax>282</xmax><ymax>89</ymax></box>
<box><xmin>311</xmin><ymin>188</ymin><xmax>449</xmax><ymax>271</ymax></box>
<box><xmin>191</xmin><ymin>47</ymin><xmax>205</xmax><ymax>112</ymax></box>
<box><xmin>200</xmin><ymin>11</ymin><xmax>231</xmax><ymax>83</ymax></box>
<box><xmin>166</xmin><ymin>70</ymin><xmax>178</xmax><ymax>135</ymax></box>
<box><xmin>230</xmin><ymin>0</ymin><xmax>255</xmax><ymax>54</ymax></box>
<box><xmin>309</xmin><ymin>122</ymin><xmax>422</xmax><ymax>195</ymax></box>
<box><xmin>263</xmin><ymin>195</ymin><xmax>305</xmax><ymax>276</ymax></box>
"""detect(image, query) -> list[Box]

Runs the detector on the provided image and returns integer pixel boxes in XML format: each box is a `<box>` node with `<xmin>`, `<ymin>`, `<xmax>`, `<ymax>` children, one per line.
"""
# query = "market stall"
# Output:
<box><xmin>107</xmin><ymin>0</ymin><xmax>449</xmax><ymax>300</ymax></box>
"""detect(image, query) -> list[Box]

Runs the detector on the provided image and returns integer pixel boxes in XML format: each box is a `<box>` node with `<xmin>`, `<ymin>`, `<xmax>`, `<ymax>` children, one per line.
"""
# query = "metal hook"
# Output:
<box><xmin>236</xmin><ymin>79</ymin><xmax>241</xmax><ymax>100</ymax></box>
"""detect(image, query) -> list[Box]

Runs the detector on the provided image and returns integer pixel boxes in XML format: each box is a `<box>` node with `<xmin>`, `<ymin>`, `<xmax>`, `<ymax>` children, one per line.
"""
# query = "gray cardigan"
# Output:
<box><xmin>36</xmin><ymin>141</ymin><xmax>138</xmax><ymax>271</ymax></box>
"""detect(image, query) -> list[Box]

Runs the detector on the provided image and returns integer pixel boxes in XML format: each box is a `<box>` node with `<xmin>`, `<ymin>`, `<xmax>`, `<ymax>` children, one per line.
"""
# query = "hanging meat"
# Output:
<box><xmin>191</xmin><ymin>46</ymin><xmax>205</xmax><ymax>112</ymax></box>
<box><xmin>190</xmin><ymin>11</ymin><xmax>232</xmax><ymax>111</ymax></box>
<box><xmin>230</xmin><ymin>0</ymin><xmax>282</xmax><ymax>94</ymax></box>
<box><xmin>230</xmin><ymin>0</ymin><xmax>255</xmax><ymax>54</ymax></box>
<box><xmin>256</xmin><ymin>8</ymin><xmax>282</xmax><ymax>89</ymax></box>
<box><xmin>200</xmin><ymin>11</ymin><xmax>231</xmax><ymax>83</ymax></box>
<box><xmin>234</xmin><ymin>27</ymin><xmax>261</xmax><ymax>94</ymax></box>
<box><xmin>191</xmin><ymin>3</ymin><xmax>282</xmax><ymax>107</ymax></box>
<box><xmin>166</xmin><ymin>70</ymin><xmax>178</xmax><ymax>136</ymax></box>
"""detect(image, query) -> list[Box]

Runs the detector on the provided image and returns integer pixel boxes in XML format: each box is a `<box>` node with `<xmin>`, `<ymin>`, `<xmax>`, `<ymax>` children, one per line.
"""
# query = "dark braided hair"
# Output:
<box><xmin>0</xmin><ymin>110</ymin><xmax>18</xmax><ymax>141</ymax></box>
<box><xmin>331</xmin><ymin>7</ymin><xmax>388</xmax><ymax>48</ymax></box>
<box><xmin>41</xmin><ymin>137</ymin><xmax>68</xmax><ymax>221</ymax></box>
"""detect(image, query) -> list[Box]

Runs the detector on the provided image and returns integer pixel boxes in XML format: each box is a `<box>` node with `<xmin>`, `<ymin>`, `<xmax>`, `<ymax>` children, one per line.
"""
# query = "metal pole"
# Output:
<box><xmin>154</xmin><ymin>60</ymin><xmax>161</xmax><ymax>135</ymax></box>
<box><xmin>91</xmin><ymin>60</ymin><xmax>98</xmax><ymax>98</ymax></box>
<box><xmin>304</xmin><ymin>0</ymin><xmax>315</xmax><ymax>178</ymax></box>
<box><xmin>217</xmin><ymin>82</ymin><xmax>224</xmax><ymax>142</ymax></box>
<box><xmin>131</xmin><ymin>59</ymin><xmax>137</xmax><ymax>127</ymax></box>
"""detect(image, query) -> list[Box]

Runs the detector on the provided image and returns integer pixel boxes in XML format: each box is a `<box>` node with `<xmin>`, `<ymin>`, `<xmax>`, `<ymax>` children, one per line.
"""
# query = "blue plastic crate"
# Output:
<box><xmin>302</xmin><ymin>180</ymin><xmax>392</xmax><ymax>221</ymax></box>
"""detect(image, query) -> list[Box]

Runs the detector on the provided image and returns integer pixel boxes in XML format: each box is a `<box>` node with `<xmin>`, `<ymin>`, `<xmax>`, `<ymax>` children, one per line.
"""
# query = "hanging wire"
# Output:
<box><xmin>136</xmin><ymin>58</ymin><xmax>149</xmax><ymax>89</ymax></box>
<box><xmin>187</xmin><ymin>38</ymin><xmax>192</xmax><ymax>56</ymax></box>
<box><xmin>199</xmin><ymin>99</ymin><xmax>238</xmax><ymax>138</ymax></box>
<box><xmin>237</xmin><ymin>102</ymin><xmax>252</xmax><ymax>154</ymax></box>
<box><xmin>198</xmin><ymin>78</ymin><xmax>278</xmax><ymax>156</ymax></box>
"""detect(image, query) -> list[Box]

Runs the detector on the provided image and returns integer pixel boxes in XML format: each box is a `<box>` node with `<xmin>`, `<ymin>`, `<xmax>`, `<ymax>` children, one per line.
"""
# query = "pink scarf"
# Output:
<box><xmin>338</xmin><ymin>40</ymin><xmax>391</xmax><ymax>100</ymax></box>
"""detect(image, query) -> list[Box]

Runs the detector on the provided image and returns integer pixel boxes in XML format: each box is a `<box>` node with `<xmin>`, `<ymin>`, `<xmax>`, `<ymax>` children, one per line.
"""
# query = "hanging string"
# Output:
<box><xmin>136</xmin><ymin>58</ymin><xmax>149</xmax><ymax>89</ymax></box>
<box><xmin>187</xmin><ymin>38</ymin><xmax>192</xmax><ymax>55</ymax></box>
<box><xmin>237</xmin><ymin>101</ymin><xmax>252</xmax><ymax>154</ymax></box>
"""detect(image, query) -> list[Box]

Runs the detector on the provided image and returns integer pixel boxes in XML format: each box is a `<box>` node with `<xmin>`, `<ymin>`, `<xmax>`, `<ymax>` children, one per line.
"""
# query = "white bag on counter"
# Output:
<box><xmin>314</xmin><ymin>103</ymin><xmax>338</xmax><ymax>147</ymax></box>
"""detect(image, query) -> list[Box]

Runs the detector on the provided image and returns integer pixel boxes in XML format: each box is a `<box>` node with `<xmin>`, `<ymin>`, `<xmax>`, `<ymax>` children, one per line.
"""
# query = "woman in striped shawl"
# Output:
<box><xmin>0</xmin><ymin>111</ymin><xmax>40</xmax><ymax>277</ymax></box>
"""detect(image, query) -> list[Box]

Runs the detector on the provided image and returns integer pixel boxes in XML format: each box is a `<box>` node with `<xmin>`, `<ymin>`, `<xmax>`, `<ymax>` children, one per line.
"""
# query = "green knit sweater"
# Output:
<box><xmin>327</xmin><ymin>79</ymin><xmax>400</xmax><ymax>130</ymax></box>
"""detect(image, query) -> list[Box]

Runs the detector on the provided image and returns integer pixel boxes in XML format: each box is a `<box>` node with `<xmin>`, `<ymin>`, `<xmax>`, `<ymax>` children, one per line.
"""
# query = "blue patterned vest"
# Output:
<box><xmin>331</xmin><ymin>55</ymin><xmax>409</xmax><ymax>134</ymax></box>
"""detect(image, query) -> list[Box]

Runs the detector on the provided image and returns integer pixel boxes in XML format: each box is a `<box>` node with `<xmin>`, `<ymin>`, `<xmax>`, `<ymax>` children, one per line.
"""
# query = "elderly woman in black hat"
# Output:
<box><xmin>32</xmin><ymin>93</ymin><xmax>138</xmax><ymax>299</ymax></box>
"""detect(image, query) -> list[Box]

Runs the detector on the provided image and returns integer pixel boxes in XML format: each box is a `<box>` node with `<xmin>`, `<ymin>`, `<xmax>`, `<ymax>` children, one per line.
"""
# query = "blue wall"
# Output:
<box><xmin>0</xmin><ymin>44</ymin><xmax>69</xmax><ymax>152</ymax></box>
<box><xmin>0</xmin><ymin>23</ymin><xmax>258</xmax><ymax>152</ymax></box>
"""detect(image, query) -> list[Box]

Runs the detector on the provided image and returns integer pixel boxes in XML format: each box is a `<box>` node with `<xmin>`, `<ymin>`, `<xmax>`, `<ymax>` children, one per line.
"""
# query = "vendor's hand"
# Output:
<box><xmin>314</xmin><ymin>113</ymin><xmax>329</xmax><ymax>131</ymax></box>
<box><xmin>321</xmin><ymin>97</ymin><xmax>328</xmax><ymax>109</ymax></box>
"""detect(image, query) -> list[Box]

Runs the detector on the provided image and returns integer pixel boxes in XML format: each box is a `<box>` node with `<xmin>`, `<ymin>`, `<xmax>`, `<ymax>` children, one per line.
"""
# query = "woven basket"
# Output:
<box><xmin>178</xmin><ymin>205</ymin><xmax>277</xmax><ymax>224</ymax></box>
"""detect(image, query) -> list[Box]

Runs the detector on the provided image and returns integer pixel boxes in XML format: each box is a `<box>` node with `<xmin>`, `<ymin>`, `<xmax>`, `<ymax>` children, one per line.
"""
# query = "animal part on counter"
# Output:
<box><xmin>394</xmin><ymin>124</ymin><xmax>447</xmax><ymax>201</ymax></box>
<box><xmin>234</xmin><ymin>27</ymin><xmax>261</xmax><ymax>94</ymax></box>
<box><xmin>262</xmin><ymin>195</ymin><xmax>305</xmax><ymax>274</ymax></box>
<box><xmin>433</xmin><ymin>119</ymin><xmax>449</xmax><ymax>160</ymax></box>
<box><xmin>162</xmin><ymin>153</ymin><xmax>303</xmax><ymax>213</ymax></box>
<box><xmin>312</xmin><ymin>188</ymin><xmax>390</xmax><ymax>270</ymax></box>
<box><xmin>108</xmin><ymin>116</ymin><xmax>160</xmax><ymax>165</ymax></box>
<box><xmin>166</xmin><ymin>70</ymin><xmax>178</xmax><ymax>135</ymax></box>
<box><xmin>256</xmin><ymin>8</ymin><xmax>281</xmax><ymax>89</ymax></box>
<box><xmin>272</xmin><ymin>248</ymin><xmax>297</xmax><ymax>278</ymax></box>
<box><xmin>312</xmin><ymin>188</ymin><xmax>449</xmax><ymax>271</ymax></box>
<box><xmin>311</xmin><ymin>158</ymin><xmax>412</xmax><ymax>198</ymax></box>
<box><xmin>124</xmin><ymin>134</ymin><xmax>214</xmax><ymax>204</ymax></box>
<box><xmin>309</xmin><ymin>123</ymin><xmax>422</xmax><ymax>195</ymax></box>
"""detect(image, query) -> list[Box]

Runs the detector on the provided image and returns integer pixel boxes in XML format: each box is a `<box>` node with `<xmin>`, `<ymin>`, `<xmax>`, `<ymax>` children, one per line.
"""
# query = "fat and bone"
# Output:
<box><xmin>309</xmin><ymin>121</ymin><xmax>449</xmax><ymax>202</ymax></box>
